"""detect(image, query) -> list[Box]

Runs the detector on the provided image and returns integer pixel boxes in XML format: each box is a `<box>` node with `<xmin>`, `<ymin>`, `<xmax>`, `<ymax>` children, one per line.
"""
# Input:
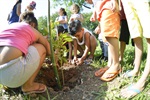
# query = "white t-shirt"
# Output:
<box><xmin>69</xmin><ymin>13</ymin><xmax>83</xmax><ymax>23</ymax></box>
<box><xmin>56</xmin><ymin>15</ymin><xmax>68</xmax><ymax>29</ymax></box>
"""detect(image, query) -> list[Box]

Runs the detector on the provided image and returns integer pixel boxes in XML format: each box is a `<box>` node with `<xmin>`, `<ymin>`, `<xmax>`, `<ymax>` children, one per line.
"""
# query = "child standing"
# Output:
<box><xmin>68</xmin><ymin>20</ymin><xmax>97</xmax><ymax>65</ymax></box>
<box><xmin>8</xmin><ymin>0</ymin><xmax>22</xmax><ymax>24</ymax></box>
<box><xmin>119</xmin><ymin>1</ymin><xmax>133</xmax><ymax>64</ymax></box>
<box><xmin>120</xmin><ymin>0</ymin><xmax>150</xmax><ymax>98</ymax></box>
<box><xmin>19</xmin><ymin>1</ymin><xmax>36</xmax><ymax>22</ymax></box>
<box><xmin>68</xmin><ymin>4</ymin><xmax>84</xmax><ymax>23</ymax></box>
<box><xmin>56</xmin><ymin>8</ymin><xmax>68</xmax><ymax>32</ymax></box>
<box><xmin>86</xmin><ymin>0</ymin><xmax>121</xmax><ymax>81</ymax></box>
<box><xmin>25</xmin><ymin>1</ymin><xmax>36</xmax><ymax>12</ymax></box>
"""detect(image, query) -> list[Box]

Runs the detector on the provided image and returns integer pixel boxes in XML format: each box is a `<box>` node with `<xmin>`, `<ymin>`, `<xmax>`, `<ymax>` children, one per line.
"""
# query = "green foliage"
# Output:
<box><xmin>91</xmin><ymin>38</ymin><xmax>150</xmax><ymax>100</ymax></box>
<box><xmin>82</xmin><ymin>12</ymin><xmax>99</xmax><ymax>32</ymax></box>
<box><xmin>50</xmin><ymin>13</ymin><xmax>58</xmax><ymax>23</ymax></box>
<box><xmin>0</xmin><ymin>34</ymin><xmax>150</xmax><ymax>99</ymax></box>
<box><xmin>51</xmin><ymin>33</ymin><xmax>73</xmax><ymax>65</ymax></box>
<box><xmin>40</xmin><ymin>20</ymin><xmax>73</xmax><ymax>75</ymax></box>
<box><xmin>38</xmin><ymin>16</ymin><xmax>47</xmax><ymax>34</ymax></box>
<box><xmin>39</xmin><ymin>20</ymin><xmax>72</xmax><ymax>65</ymax></box>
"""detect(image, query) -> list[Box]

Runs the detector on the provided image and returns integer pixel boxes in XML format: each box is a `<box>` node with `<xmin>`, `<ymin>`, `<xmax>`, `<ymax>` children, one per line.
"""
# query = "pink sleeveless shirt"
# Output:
<box><xmin>0</xmin><ymin>22</ymin><xmax>36</xmax><ymax>55</ymax></box>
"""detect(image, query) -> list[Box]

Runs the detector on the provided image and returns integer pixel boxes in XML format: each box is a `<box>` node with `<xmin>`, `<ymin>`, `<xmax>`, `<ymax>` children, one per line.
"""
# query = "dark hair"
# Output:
<box><xmin>22</xmin><ymin>12</ymin><xmax>38</xmax><ymax>29</ymax></box>
<box><xmin>57</xmin><ymin>25</ymin><xmax>65</xmax><ymax>34</ymax></box>
<box><xmin>68</xmin><ymin>20</ymin><xmax>82</xmax><ymax>36</ymax></box>
<box><xmin>60</xmin><ymin>8</ymin><xmax>67</xmax><ymax>16</ymax></box>
<box><xmin>72</xmin><ymin>4</ymin><xmax>80</xmax><ymax>13</ymax></box>
<box><xmin>18</xmin><ymin>0</ymin><xmax>22</xmax><ymax>3</ymax></box>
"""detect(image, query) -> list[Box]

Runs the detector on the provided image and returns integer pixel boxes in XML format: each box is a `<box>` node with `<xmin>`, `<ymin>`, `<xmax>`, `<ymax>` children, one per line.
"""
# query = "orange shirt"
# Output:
<box><xmin>94</xmin><ymin>0</ymin><xmax>117</xmax><ymax>21</ymax></box>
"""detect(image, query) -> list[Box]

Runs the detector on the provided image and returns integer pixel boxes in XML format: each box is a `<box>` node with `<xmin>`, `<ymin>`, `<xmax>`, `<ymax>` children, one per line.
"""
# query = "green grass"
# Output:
<box><xmin>92</xmin><ymin>38</ymin><xmax>150</xmax><ymax>100</ymax></box>
<box><xmin>0</xmin><ymin>38</ymin><xmax>150</xmax><ymax>99</ymax></box>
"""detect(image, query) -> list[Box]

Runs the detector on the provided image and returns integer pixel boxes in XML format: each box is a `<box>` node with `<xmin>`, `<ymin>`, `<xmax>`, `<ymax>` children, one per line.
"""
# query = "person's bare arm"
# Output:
<box><xmin>111</xmin><ymin>0</ymin><xmax>119</xmax><ymax>12</ymax></box>
<box><xmin>81</xmin><ymin>32</ymin><xmax>90</xmax><ymax>61</ymax></box>
<box><xmin>94</xmin><ymin>24</ymin><xmax>101</xmax><ymax>34</ymax></box>
<box><xmin>16</xmin><ymin>3</ymin><xmax>21</xmax><ymax>16</ymax></box>
<box><xmin>90</xmin><ymin>9</ymin><xmax>97</xmax><ymax>22</ymax></box>
<box><xmin>77</xmin><ymin>14</ymin><xmax>84</xmax><ymax>22</ymax></box>
<box><xmin>68</xmin><ymin>42</ymin><xmax>72</xmax><ymax>61</ymax></box>
<box><xmin>32</xmin><ymin>27</ymin><xmax>51</xmax><ymax>56</ymax></box>
<box><xmin>68</xmin><ymin>15</ymin><xmax>72</xmax><ymax>23</ymax></box>
<box><xmin>58</xmin><ymin>16</ymin><xmax>68</xmax><ymax>24</ymax></box>
<box><xmin>73</xmin><ymin>39</ymin><xmax>78</xmax><ymax>60</ymax></box>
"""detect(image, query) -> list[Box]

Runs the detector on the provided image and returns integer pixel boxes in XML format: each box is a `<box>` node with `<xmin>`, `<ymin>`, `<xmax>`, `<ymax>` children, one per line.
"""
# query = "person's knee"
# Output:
<box><xmin>32</xmin><ymin>44</ymin><xmax>46</xmax><ymax>57</ymax></box>
<box><xmin>90</xmin><ymin>36</ymin><xmax>96</xmax><ymax>43</ymax></box>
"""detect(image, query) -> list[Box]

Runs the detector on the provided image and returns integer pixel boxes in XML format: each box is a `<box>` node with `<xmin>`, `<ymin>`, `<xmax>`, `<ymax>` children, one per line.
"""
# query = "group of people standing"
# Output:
<box><xmin>85</xmin><ymin>0</ymin><xmax>150</xmax><ymax>99</ymax></box>
<box><xmin>1</xmin><ymin>0</ymin><xmax>150</xmax><ymax>99</ymax></box>
<box><xmin>57</xmin><ymin>0</ymin><xmax>150</xmax><ymax>99</ymax></box>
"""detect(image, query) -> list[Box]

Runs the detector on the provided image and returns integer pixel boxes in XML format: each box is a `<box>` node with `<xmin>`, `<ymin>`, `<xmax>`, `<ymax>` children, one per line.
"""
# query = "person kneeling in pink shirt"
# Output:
<box><xmin>0</xmin><ymin>11</ymin><xmax>50</xmax><ymax>94</ymax></box>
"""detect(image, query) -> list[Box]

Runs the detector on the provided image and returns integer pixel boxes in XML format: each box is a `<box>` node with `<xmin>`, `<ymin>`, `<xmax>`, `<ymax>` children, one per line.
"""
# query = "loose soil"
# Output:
<box><xmin>3</xmin><ymin>61</ymin><xmax>150</xmax><ymax>99</ymax></box>
<box><xmin>2</xmin><ymin>62</ymin><xmax>108</xmax><ymax>100</ymax></box>
<box><xmin>36</xmin><ymin>63</ymin><xmax>107</xmax><ymax>100</ymax></box>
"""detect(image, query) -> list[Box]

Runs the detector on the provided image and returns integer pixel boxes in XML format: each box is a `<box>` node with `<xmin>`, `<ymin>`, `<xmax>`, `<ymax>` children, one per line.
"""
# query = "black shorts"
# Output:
<box><xmin>119</xmin><ymin>19</ymin><xmax>130</xmax><ymax>44</ymax></box>
<box><xmin>64</xmin><ymin>29</ymin><xmax>68</xmax><ymax>33</ymax></box>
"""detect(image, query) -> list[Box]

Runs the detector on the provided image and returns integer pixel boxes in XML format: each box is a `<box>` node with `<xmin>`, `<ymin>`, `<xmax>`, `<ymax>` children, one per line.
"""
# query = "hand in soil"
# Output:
<box><xmin>75</xmin><ymin>58</ymin><xmax>83</xmax><ymax>66</ymax></box>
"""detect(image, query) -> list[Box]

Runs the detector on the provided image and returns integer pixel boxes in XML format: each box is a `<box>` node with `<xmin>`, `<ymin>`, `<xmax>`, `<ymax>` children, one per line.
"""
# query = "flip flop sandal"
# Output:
<box><xmin>100</xmin><ymin>68</ymin><xmax>122</xmax><ymax>82</ymax></box>
<box><xmin>123</xmin><ymin>70</ymin><xmax>139</xmax><ymax>78</ymax></box>
<box><xmin>122</xmin><ymin>85</ymin><xmax>143</xmax><ymax>98</ymax></box>
<box><xmin>23</xmin><ymin>84</ymin><xmax>47</xmax><ymax>95</ymax></box>
<box><xmin>94</xmin><ymin>66</ymin><xmax>109</xmax><ymax>77</ymax></box>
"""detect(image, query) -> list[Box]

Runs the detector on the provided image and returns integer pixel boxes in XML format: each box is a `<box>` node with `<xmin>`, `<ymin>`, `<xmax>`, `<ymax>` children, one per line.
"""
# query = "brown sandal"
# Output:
<box><xmin>100</xmin><ymin>68</ymin><xmax>122</xmax><ymax>82</ymax></box>
<box><xmin>22</xmin><ymin>84</ymin><xmax>47</xmax><ymax>95</ymax></box>
<box><xmin>94</xmin><ymin>66</ymin><xmax>109</xmax><ymax>77</ymax></box>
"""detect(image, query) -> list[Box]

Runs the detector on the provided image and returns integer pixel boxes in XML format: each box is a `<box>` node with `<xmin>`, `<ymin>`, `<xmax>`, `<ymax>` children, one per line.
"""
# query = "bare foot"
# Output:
<box><xmin>120</xmin><ymin>83</ymin><xmax>144</xmax><ymax>98</ymax></box>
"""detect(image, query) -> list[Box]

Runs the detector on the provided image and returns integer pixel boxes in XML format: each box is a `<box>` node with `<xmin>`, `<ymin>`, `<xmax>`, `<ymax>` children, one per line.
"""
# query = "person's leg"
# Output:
<box><xmin>99</xmin><ymin>40</ymin><xmax>105</xmax><ymax>59</ymax></box>
<box><xmin>22</xmin><ymin>43</ymin><xmax>46</xmax><ymax>92</ymax></box>
<box><xmin>126</xmin><ymin>37</ymin><xmax>143</xmax><ymax>76</ymax></box>
<box><xmin>119</xmin><ymin>41</ymin><xmax>126</xmax><ymax>62</ymax></box>
<box><xmin>98</xmin><ymin>9</ymin><xmax>120</xmax><ymax>81</ymax></box>
<box><xmin>120</xmin><ymin>38</ymin><xmax>150</xmax><ymax>98</ymax></box>
<box><xmin>94</xmin><ymin>40</ymin><xmax>110</xmax><ymax>77</ymax></box>
<box><xmin>101</xmin><ymin>37</ymin><xmax>120</xmax><ymax>78</ymax></box>
<box><xmin>77</xmin><ymin>44</ymin><xmax>84</xmax><ymax>57</ymax></box>
<box><xmin>73</xmin><ymin>39</ymin><xmax>84</xmax><ymax>58</ymax></box>
<box><xmin>103</xmin><ymin>42</ymin><xmax>108</xmax><ymax>61</ymax></box>
<box><xmin>107</xmin><ymin>45</ymin><xmax>112</xmax><ymax>67</ymax></box>
<box><xmin>88</xmin><ymin>36</ymin><xmax>97</xmax><ymax>59</ymax></box>
<box><xmin>119</xmin><ymin>19</ymin><xmax>130</xmax><ymax>63</ymax></box>
<box><xmin>121</xmin><ymin>0</ymin><xmax>143</xmax><ymax>78</ymax></box>
<box><xmin>120</xmin><ymin>1</ymin><xmax>150</xmax><ymax>98</ymax></box>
